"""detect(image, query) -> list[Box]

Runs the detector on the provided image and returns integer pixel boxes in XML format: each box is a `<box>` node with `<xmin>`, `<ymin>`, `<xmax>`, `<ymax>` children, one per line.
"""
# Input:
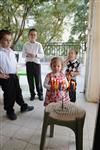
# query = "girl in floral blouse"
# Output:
<box><xmin>44</xmin><ymin>57</ymin><xmax>70</xmax><ymax>106</ymax></box>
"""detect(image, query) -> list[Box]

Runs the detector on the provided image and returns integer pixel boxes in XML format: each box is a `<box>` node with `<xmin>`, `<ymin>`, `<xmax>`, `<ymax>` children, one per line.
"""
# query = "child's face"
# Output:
<box><xmin>0</xmin><ymin>34</ymin><xmax>12</xmax><ymax>49</ymax></box>
<box><xmin>51</xmin><ymin>61</ymin><xmax>62</xmax><ymax>73</ymax></box>
<box><xmin>68</xmin><ymin>50</ymin><xmax>76</xmax><ymax>61</ymax></box>
<box><xmin>29</xmin><ymin>31</ymin><xmax>37</xmax><ymax>43</ymax></box>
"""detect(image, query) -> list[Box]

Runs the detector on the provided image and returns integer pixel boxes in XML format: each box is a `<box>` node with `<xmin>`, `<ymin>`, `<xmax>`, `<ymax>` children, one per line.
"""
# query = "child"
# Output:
<box><xmin>44</xmin><ymin>57</ymin><xmax>70</xmax><ymax>106</ymax></box>
<box><xmin>65</xmin><ymin>49</ymin><xmax>80</xmax><ymax>102</ymax></box>
<box><xmin>22</xmin><ymin>28</ymin><xmax>44</xmax><ymax>101</ymax></box>
<box><xmin>0</xmin><ymin>29</ymin><xmax>34</xmax><ymax>120</ymax></box>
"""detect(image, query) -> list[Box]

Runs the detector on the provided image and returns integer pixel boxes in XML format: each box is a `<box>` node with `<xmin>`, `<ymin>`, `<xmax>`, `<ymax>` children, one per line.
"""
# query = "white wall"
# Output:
<box><xmin>85</xmin><ymin>0</ymin><xmax>100</xmax><ymax>102</ymax></box>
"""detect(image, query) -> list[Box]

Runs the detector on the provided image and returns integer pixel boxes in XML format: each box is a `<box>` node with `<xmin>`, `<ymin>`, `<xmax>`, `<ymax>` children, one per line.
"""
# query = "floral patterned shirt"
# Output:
<box><xmin>44</xmin><ymin>72</ymin><xmax>70</xmax><ymax>106</ymax></box>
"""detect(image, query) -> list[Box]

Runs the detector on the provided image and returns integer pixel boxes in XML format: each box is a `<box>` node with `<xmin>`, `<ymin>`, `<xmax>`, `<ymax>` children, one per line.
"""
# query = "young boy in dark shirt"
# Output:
<box><xmin>65</xmin><ymin>49</ymin><xmax>80</xmax><ymax>102</ymax></box>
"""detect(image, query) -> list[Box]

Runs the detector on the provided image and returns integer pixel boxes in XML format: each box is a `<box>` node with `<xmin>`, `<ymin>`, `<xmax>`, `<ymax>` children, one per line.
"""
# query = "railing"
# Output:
<box><xmin>42</xmin><ymin>42</ymin><xmax>86</xmax><ymax>64</ymax></box>
<box><xmin>43</xmin><ymin>42</ymin><xmax>81</xmax><ymax>56</ymax></box>
<box><xmin>15</xmin><ymin>42</ymin><xmax>86</xmax><ymax>64</ymax></box>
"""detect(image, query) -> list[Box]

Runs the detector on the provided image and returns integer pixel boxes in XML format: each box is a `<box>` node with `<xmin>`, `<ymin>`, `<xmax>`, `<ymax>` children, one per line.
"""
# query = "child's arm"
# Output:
<box><xmin>36</xmin><ymin>43</ymin><xmax>44</xmax><ymax>59</ymax></box>
<box><xmin>22</xmin><ymin>44</ymin><xmax>36</xmax><ymax>58</ymax></box>
<box><xmin>26</xmin><ymin>53</ymin><xmax>36</xmax><ymax>58</ymax></box>
<box><xmin>22</xmin><ymin>44</ymin><xmax>29</xmax><ymax>58</ymax></box>
<box><xmin>65</xmin><ymin>68</ymin><xmax>72</xmax><ymax>81</ymax></box>
<box><xmin>43</xmin><ymin>74</ymin><xmax>51</xmax><ymax>90</ymax></box>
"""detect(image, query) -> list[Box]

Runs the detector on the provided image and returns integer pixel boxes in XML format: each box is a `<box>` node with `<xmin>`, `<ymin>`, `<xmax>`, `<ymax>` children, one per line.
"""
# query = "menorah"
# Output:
<box><xmin>50</xmin><ymin>77</ymin><xmax>67</xmax><ymax>110</ymax></box>
<box><xmin>50</xmin><ymin>77</ymin><xmax>76</xmax><ymax>114</ymax></box>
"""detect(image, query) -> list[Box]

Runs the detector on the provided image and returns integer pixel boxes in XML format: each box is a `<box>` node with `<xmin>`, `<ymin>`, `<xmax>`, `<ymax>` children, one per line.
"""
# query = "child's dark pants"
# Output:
<box><xmin>26</xmin><ymin>62</ymin><xmax>43</xmax><ymax>98</ymax></box>
<box><xmin>69</xmin><ymin>80</ymin><xmax>77</xmax><ymax>102</ymax></box>
<box><xmin>0</xmin><ymin>74</ymin><xmax>27</xmax><ymax>113</ymax></box>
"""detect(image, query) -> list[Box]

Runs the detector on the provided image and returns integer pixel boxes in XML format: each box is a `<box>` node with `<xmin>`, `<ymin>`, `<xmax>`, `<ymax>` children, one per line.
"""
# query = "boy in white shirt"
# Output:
<box><xmin>22</xmin><ymin>28</ymin><xmax>44</xmax><ymax>101</ymax></box>
<box><xmin>0</xmin><ymin>29</ymin><xmax>34</xmax><ymax>120</ymax></box>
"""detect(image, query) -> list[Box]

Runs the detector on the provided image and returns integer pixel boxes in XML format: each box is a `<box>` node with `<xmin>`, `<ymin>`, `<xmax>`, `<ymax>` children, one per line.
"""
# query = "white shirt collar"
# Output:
<box><xmin>70</xmin><ymin>59</ymin><xmax>77</xmax><ymax>63</ymax></box>
<box><xmin>52</xmin><ymin>72</ymin><xmax>61</xmax><ymax>77</ymax></box>
<box><xmin>0</xmin><ymin>47</ymin><xmax>11</xmax><ymax>52</ymax></box>
<box><xmin>29</xmin><ymin>41</ymin><xmax>36</xmax><ymax>44</ymax></box>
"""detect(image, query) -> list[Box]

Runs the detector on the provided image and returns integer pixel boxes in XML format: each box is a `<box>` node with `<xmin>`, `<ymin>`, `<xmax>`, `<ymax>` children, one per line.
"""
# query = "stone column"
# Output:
<box><xmin>85</xmin><ymin>0</ymin><xmax>100</xmax><ymax>102</ymax></box>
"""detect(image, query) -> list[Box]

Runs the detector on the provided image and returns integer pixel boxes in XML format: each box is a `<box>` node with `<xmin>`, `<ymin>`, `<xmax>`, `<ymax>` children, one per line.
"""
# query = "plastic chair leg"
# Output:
<box><xmin>50</xmin><ymin>124</ymin><xmax>54</xmax><ymax>137</ymax></box>
<box><xmin>75</xmin><ymin>119</ymin><xmax>83</xmax><ymax>150</ymax></box>
<box><xmin>40</xmin><ymin>112</ymin><xmax>49</xmax><ymax>150</ymax></box>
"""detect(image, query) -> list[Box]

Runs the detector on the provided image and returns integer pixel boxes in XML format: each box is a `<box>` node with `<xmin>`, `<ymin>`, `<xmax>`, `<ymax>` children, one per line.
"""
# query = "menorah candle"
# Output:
<box><xmin>62</xmin><ymin>79</ymin><xmax>66</xmax><ymax>89</ymax></box>
<box><xmin>67</xmin><ymin>80</ymin><xmax>70</xmax><ymax>89</ymax></box>
<box><xmin>53</xmin><ymin>78</ymin><xmax>56</xmax><ymax>89</ymax></box>
<box><xmin>51</xmin><ymin>77</ymin><xmax>54</xmax><ymax>89</ymax></box>
<box><xmin>51</xmin><ymin>77</ymin><xmax>59</xmax><ymax>91</ymax></box>
<box><xmin>55</xmin><ymin>79</ymin><xmax>59</xmax><ymax>90</ymax></box>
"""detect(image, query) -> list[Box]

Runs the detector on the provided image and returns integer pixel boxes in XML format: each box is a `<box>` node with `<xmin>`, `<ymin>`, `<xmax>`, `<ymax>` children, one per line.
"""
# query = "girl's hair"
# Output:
<box><xmin>50</xmin><ymin>57</ymin><xmax>64</xmax><ymax>70</ymax></box>
<box><xmin>0</xmin><ymin>29</ymin><xmax>12</xmax><ymax>41</ymax></box>
<box><xmin>28</xmin><ymin>28</ymin><xmax>37</xmax><ymax>35</ymax></box>
<box><xmin>69</xmin><ymin>49</ymin><xmax>78</xmax><ymax>55</ymax></box>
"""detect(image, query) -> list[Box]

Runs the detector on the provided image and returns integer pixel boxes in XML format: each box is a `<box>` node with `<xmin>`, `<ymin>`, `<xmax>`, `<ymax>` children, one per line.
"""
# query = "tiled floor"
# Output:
<box><xmin>0</xmin><ymin>63</ymin><xmax>98</xmax><ymax>150</ymax></box>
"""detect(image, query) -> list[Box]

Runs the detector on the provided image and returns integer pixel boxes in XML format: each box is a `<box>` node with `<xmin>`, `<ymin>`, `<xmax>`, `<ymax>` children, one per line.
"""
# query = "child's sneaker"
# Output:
<box><xmin>7</xmin><ymin>112</ymin><xmax>17</xmax><ymax>120</ymax></box>
<box><xmin>21</xmin><ymin>105</ymin><xmax>34</xmax><ymax>112</ymax></box>
<box><xmin>39</xmin><ymin>95</ymin><xmax>43</xmax><ymax>101</ymax></box>
<box><xmin>30</xmin><ymin>96</ymin><xmax>35</xmax><ymax>101</ymax></box>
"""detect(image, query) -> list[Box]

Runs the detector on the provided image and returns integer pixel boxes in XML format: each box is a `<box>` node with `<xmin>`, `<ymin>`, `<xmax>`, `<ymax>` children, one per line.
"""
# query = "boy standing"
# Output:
<box><xmin>0</xmin><ymin>29</ymin><xmax>34</xmax><ymax>120</ymax></box>
<box><xmin>65</xmin><ymin>49</ymin><xmax>80</xmax><ymax>102</ymax></box>
<box><xmin>22</xmin><ymin>28</ymin><xmax>44</xmax><ymax>101</ymax></box>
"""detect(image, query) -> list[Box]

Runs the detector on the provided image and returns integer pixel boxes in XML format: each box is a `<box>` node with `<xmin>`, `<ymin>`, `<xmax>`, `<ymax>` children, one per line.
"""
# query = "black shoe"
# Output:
<box><xmin>39</xmin><ymin>95</ymin><xmax>43</xmax><ymax>101</ymax></box>
<box><xmin>7</xmin><ymin>112</ymin><xmax>17</xmax><ymax>120</ymax></box>
<box><xmin>30</xmin><ymin>96</ymin><xmax>35</xmax><ymax>101</ymax></box>
<box><xmin>21</xmin><ymin>105</ymin><xmax>34</xmax><ymax>113</ymax></box>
